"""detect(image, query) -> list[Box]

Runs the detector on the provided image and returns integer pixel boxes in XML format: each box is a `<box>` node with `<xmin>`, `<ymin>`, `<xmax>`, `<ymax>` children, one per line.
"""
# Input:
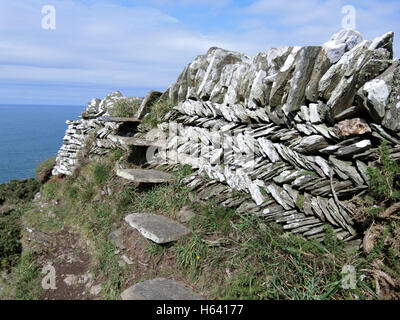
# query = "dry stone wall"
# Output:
<box><xmin>153</xmin><ymin>30</ymin><xmax>399</xmax><ymax>241</ymax></box>
<box><xmin>53</xmin><ymin>29</ymin><xmax>400</xmax><ymax>241</ymax></box>
<box><xmin>52</xmin><ymin>91</ymin><xmax>142</xmax><ymax>175</ymax></box>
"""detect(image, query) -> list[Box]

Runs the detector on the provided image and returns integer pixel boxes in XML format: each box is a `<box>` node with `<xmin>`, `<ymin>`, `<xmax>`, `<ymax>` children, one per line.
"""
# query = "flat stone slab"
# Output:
<box><xmin>125</xmin><ymin>213</ymin><xmax>190</xmax><ymax>244</ymax></box>
<box><xmin>116</xmin><ymin>168</ymin><xmax>173</xmax><ymax>183</ymax></box>
<box><xmin>98</xmin><ymin>116</ymin><xmax>141</xmax><ymax>123</ymax></box>
<box><xmin>121</xmin><ymin>278</ymin><xmax>204</xmax><ymax>300</ymax></box>
<box><xmin>108</xmin><ymin>135</ymin><xmax>164</xmax><ymax>148</ymax></box>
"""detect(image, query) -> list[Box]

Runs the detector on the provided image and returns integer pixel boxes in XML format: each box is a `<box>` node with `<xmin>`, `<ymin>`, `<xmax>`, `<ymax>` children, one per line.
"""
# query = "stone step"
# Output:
<box><xmin>116</xmin><ymin>168</ymin><xmax>173</xmax><ymax>183</ymax></box>
<box><xmin>108</xmin><ymin>134</ymin><xmax>164</xmax><ymax>148</ymax></box>
<box><xmin>125</xmin><ymin>213</ymin><xmax>190</xmax><ymax>244</ymax></box>
<box><xmin>121</xmin><ymin>278</ymin><xmax>204</xmax><ymax>300</ymax></box>
<box><xmin>97</xmin><ymin>116</ymin><xmax>141</xmax><ymax>123</ymax></box>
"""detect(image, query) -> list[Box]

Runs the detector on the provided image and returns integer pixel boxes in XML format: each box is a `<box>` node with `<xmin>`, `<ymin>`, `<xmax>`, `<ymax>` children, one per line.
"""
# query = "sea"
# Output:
<box><xmin>0</xmin><ymin>104</ymin><xmax>84</xmax><ymax>184</ymax></box>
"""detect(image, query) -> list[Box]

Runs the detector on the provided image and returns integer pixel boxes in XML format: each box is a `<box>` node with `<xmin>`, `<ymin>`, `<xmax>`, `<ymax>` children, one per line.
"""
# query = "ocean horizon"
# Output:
<box><xmin>0</xmin><ymin>104</ymin><xmax>84</xmax><ymax>184</ymax></box>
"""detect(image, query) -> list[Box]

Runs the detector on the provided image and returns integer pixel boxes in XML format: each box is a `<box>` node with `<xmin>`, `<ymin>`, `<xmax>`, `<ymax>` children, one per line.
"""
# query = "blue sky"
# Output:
<box><xmin>0</xmin><ymin>0</ymin><xmax>399</xmax><ymax>105</ymax></box>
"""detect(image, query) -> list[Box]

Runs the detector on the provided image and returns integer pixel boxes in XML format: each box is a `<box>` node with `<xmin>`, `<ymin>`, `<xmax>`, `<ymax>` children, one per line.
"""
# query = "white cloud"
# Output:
<box><xmin>0</xmin><ymin>0</ymin><xmax>398</xmax><ymax>104</ymax></box>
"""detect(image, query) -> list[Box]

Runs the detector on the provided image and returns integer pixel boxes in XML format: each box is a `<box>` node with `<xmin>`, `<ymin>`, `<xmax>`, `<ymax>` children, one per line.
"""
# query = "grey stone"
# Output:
<box><xmin>121</xmin><ymin>278</ymin><xmax>204</xmax><ymax>300</ymax></box>
<box><xmin>357</xmin><ymin>61</ymin><xmax>400</xmax><ymax>132</ymax></box>
<box><xmin>284</xmin><ymin>46</ymin><xmax>322</xmax><ymax>113</ymax></box>
<box><xmin>258</xmin><ymin>138</ymin><xmax>280</xmax><ymax>162</ymax></box>
<box><xmin>293</xmin><ymin>135</ymin><xmax>329</xmax><ymax>154</ymax></box>
<box><xmin>108</xmin><ymin>135</ymin><xmax>164</xmax><ymax>148</ymax></box>
<box><xmin>177</xmin><ymin>206</ymin><xmax>196</xmax><ymax>223</ymax></box>
<box><xmin>329</xmin><ymin>156</ymin><xmax>365</xmax><ymax>185</ymax></box>
<box><xmin>98</xmin><ymin>116</ymin><xmax>141</xmax><ymax>123</ymax></box>
<box><xmin>116</xmin><ymin>169</ymin><xmax>173</xmax><ymax>183</ymax></box>
<box><xmin>125</xmin><ymin>213</ymin><xmax>190</xmax><ymax>244</ymax></box>
<box><xmin>136</xmin><ymin>90</ymin><xmax>162</xmax><ymax>119</ymax></box>
<box><xmin>269</xmin><ymin>47</ymin><xmax>301</xmax><ymax>107</ymax></box>
<box><xmin>266</xmin><ymin>183</ymin><xmax>295</xmax><ymax>210</ymax></box>
<box><xmin>319</xmin><ymin>36</ymin><xmax>392</xmax><ymax>121</ymax></box>
<box><xmin>309</xmin><ymin>103</ymin><xmax>322</xmax><ymax>124</ymax></box>
<box><xmin>333</xmin><ymin>106</ymin><xmax>361</xmax><ymax>122</ymax></box>
<box><xmin>335</xmin><ymin>139</ymin><xmax>371</xmax><ymax>157</ymax></box>
<box><xmin>108</xmin><ymin>228</ymin><xmax>126</xmax><ymax>250</ymax></box>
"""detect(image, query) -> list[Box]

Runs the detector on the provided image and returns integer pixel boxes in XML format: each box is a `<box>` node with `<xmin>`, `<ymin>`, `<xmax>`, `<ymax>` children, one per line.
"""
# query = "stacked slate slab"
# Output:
<box><xmin>52</xmin><ymin>29</ymin><xmax>400</xmax><ymax>241</ymax></box>
<box><xmin>52</xmin><ymin>91</ymin><xmax>143</xmax><ymax>176</ymax></box>
<box><xmin>149</xmin><ymin>30</ymin><xmax>399</xmax><ymax>241</ymax></box>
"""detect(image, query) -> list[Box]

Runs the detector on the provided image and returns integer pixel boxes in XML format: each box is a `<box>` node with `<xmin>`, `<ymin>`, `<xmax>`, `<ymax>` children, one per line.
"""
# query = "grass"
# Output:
<box><xmin>2</xmin><ymin>147</ymin><xmax>385</xmax><ymax>300</ymax></box>
<box><xmin>296</xmin><ymin>194</ymin><xmax>305</xmax><ymax>211</ymax></box>
<box><xmin>0</xmin><ymin>251</ymin><xmax>43</xmax><ymax>300</ymax></box>
<box><xmin>93</xmin><ymin>163</ymin><xmax>109</xmax><ymax>186</ymax></box>
<box><xmin>41</xmin><ymin>179</ymin><xmax>62</xmax><ymax>201</ymax></box>
<box><xmin>141</xmin><ymin>98</ymin><xmax>174</xmax><ymax>128</ymax></box>
<box><xmin>109</xmin><ymin>99</ymin><xmax>141</xmax><ymax>118</ymax></box>
<box><xmin>91</xmin><ymin>240</ymin><xmax>129</xmax><ymax>300</ymax></box>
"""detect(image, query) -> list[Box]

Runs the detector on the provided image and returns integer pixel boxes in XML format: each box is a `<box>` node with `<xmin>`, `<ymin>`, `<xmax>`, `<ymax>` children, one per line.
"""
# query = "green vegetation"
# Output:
<box><xmin>93</xmin><ymin>164</ymin><xmax>109</xmax><ymax>186</ymax></box>
<box><xmin>3</xmin><ymin>251</ymin><xmax>43</xmax><ymax>300</ymax></box>
<box><xmin>41</xmin><ymin>179</ymin><xmax>62</xmax><ymax>201</ymax></box>
<box><xmin>0</xmin><ymin>209</ymin><xmax>22</xmax><ymax>270</ymax></box>
<box><xmin>176</xmin><ymin>212</ymin><xmax>372</xmax><ymax>300</ymax></box>
<box><xmin>296</xmin><ymin>194</ymin><xmax>305</xmax><ymax>211</ymax></box>
<box><xmin>368</xmin><ymin>139</ymin><xmax>400</xmax><ymax>203</ymax></box>
<box><xmin>5</xmin><ymin>140</ymin><xmax>399</xmax><ymax>300</ymax></box>
<box><xmin>0</xmin><ymin>179</ymin><xmax>40</xmax><ymax>205</ymax></box>
<box><xmin>0</xmin><ymin>179</ymin><xmax>39</xmax><ymax>271</ymax></box>
<box><xmin>362</xmin><ymin>139</ymin><xmax>400</xmax><ymax>298</ymax></box>
<box><xmin>109</xmin><ymin>99</ymin><xmax>141</xmax><ymax>118</ymax></box>
<box><xmin>142</xmin><ymin>98</ymin><xmax>174</xmax><ymax>128</ymax></box>
<box><xmin>36</xmin><ymin>157</ymin><xmax>56</xmax><ymax>184</ymax></box>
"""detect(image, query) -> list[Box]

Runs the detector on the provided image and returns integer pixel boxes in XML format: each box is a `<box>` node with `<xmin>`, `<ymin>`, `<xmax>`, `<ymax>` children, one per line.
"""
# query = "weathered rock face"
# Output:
<box><xmin>53</xmin><ymin>29</ymin><xmax>399</xmax><ymax>242</ymax></box>
<box><xmin>357</xmin><ymin>59</ymin><xmax>400</xmax><ymax>132</ymax></box>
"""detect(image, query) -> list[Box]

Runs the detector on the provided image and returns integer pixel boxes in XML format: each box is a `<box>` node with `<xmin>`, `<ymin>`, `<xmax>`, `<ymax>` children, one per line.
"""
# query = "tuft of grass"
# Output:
<box><xmin>296</xmin><ymin>194</ymin><xmax>305</xmax><ymax>211</ymax></box>
<box><xmin>109</xmin><ymin>99</ymin><xmax>141</xmax><ymax>118</ymax></box>
<box><xmin>142</xmin><ymin>98</ymin><xmax>174</xmax><ymax>128</ymax></box>
<box><xmin>146</xmin><ymin>243</ymin><xmax>171</xmax><ymax>256</ymax></box>
<box><xmin>93</xmin><ymin>164</ymin><xmax>109</xmax><ymax>186</ymax></box>
<box><xmin>367</xmin><ymin>139</ymin><xmax>400</xmax><ymax>202</ymax></box>
<box><xmin>175</xmin><ymin>232</ymin><xmax>208</xmax><ymax>274</ymax></box>
<box><xmin>8</xmin><ymin>251</ymin><xmax>43</xmax><ymax>300</ymax></box>
<box><xmin>42</xmin><ymin>180</ymin><xmax>62</xmax><ymax>202</ymax></box>
<box><xmin>190</xmin><ymin>200</ymin><xmax>235</xmax><ymax>236</ymax></box>
<box><xmin>91</xmin><ymin>240</ymin><xmax>129</xmax><ymax>300</ymax></box>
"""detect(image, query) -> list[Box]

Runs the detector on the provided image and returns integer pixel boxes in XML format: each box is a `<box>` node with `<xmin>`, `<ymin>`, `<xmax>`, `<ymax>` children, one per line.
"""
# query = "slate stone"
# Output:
<box><xmin>121</xmin><ymin>278</ymin><xmax>204</xmax><ymax>300</ymax></box>
<box><xmin>125</xmin><ymin>213</ymin><xmax>190</xmax><ymax>244</ymax></box>
<box><xmin>116</xmin><ymin>169</ymin><xmax>173</xmax><ymax>183</ymax></box>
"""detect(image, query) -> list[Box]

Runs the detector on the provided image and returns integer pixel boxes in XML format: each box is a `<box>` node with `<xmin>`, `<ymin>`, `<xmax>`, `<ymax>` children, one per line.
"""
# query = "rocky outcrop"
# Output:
<box><xmin>53</xmin><ymin>29</ymin><xmax>399</xmax><ymax>241</ymax></box>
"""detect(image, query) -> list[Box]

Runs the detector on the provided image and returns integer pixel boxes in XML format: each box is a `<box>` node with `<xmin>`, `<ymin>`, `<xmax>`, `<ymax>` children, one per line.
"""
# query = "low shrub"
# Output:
<box><xmin>36</xmin><ymin>157</ymin><xmax>56</xmax><ymax>184</ymax></box>
<box><xmin>142</xmin><ymin>98</ymin><xmax>174</xmax><ymax>128</ymax></box>
<box><xmin>0</xmin><ymin>179</ymin><xmax>40</xmax><ymax>205</ymax></box>
<box><xmin>93</xmin><ymin>164</ymin><xmax>109</xmax><ymax>186</ymax></box>
<box><xmin>0</xmin><ymin>211</ymin><xmax>22</xmax><ymax>270</ymax></box>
